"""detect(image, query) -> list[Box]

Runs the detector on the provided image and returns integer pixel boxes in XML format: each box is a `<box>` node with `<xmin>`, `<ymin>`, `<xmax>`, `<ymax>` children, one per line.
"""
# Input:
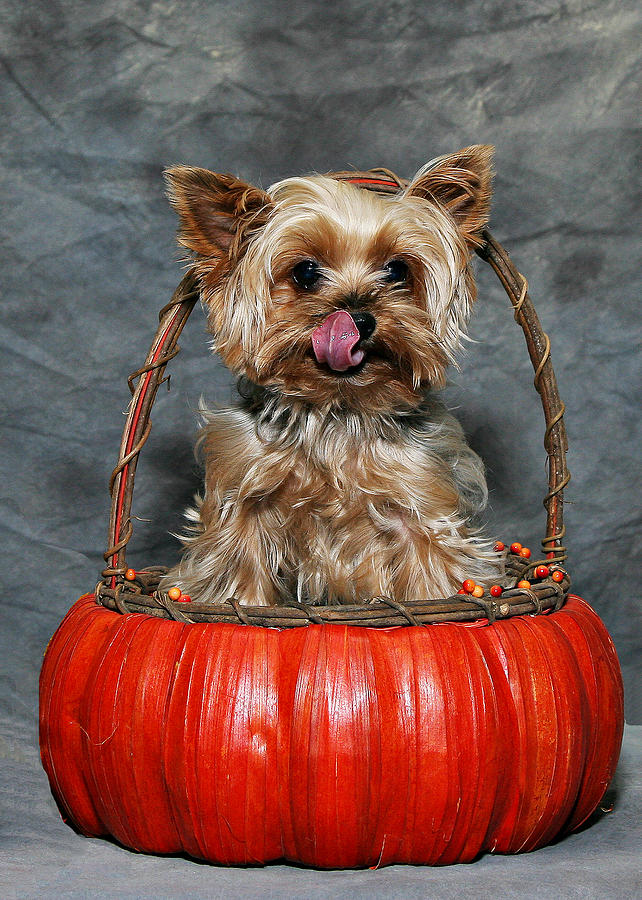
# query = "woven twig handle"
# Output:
<box><xmin>102</xmin><ymin>273</ymin><xmax>199</xmax><ymax>586</ymax></box>
<box><xmin>477</xmin><ymin>231</ymin><xmax>569</xmax><ymax>558</ymax></box>
<box><xmin>102</xmin><ymin>212</ymin><xmax>568</xmax><ymax>588</ymax></box>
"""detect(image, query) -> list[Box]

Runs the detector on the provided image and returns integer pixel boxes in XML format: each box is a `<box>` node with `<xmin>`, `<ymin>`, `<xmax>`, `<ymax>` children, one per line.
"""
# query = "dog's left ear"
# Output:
<box><xmin>405</xmin><ymin>145</ymin><xmax>493</xmax><ymax>246</ymax></box>
<box><xmin>164</xmin><ymin>166</ymin><xmax>272</xmax><ymax>259</ymax></box>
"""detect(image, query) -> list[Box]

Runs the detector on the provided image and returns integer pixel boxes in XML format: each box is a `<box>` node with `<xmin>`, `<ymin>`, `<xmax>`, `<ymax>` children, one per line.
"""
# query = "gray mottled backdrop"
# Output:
<box><xmin>2</xmin><ymin>2</ymin><xmax>640</xmax><ymax>897</ymax></box>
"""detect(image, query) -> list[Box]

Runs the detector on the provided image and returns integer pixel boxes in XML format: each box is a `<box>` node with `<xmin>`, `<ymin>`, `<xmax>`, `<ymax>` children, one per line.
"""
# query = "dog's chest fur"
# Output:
<box><xmin>195</xmin><ymin>397</ymin><xmax>489</xmax><ymax>603</ymax></box>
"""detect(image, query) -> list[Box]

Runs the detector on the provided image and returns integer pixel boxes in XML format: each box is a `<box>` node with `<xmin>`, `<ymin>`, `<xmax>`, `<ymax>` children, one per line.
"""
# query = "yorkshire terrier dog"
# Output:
<box><xmin>161</xmin><ymin>145</ymin><xmax>499</xmax><ymax>606</ymax></box>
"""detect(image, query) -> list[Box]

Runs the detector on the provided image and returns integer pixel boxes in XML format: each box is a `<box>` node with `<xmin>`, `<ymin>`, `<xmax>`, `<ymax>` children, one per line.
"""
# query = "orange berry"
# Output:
<box><xmin>168</xmin><ymin>586</ymin><xmax>182</xmax><ymax>601</ymax></box>
<box><xmin>510</xmin><ymin>542</ymin><xmax>522</xmax><ymax>554</ymax></box>
<box><xmin>493</xmin><ymin>541</ymin><xmax>505</xmax><ymax>552</ymax></box>
<box><xmin>472</xmin><ymin>584</ymin><xmax>484</xmax><ymax>598</ymax></box>
<box><xmin>551</xmin><ymin>570</ymin><xmax>565</xmax><ymax>583</ymax></box>
<box><xmin>490</xmin><ymin>585</ymin><xmax>503</xmax><ymax>597</ymax></box>
<box><xmin>519</xmin><ymin>547</ymin><xmax>531</xmax><ymax>559</ymax></box>
<box><xmin>462</xmin><ymin>579</ymin><xmax>476</xmax><ymax>594</ymax></box>
<box><xmin>517</xmin><ymin>579</ymin><xmax>531</xmax><ymax>590</ymax></box>
<box><xmin>124</xmin><ymin>568</ymin><xmax>136</xmax><ymax>581</ymax></box>
<box><xmin>535</xmin><ymin>565</ymin><xmax>550</xmax><ymax>579</ymax></box>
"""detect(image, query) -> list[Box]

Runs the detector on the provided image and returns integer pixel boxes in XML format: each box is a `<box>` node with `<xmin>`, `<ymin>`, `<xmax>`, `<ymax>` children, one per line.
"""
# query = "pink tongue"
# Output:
<box><xmin>311</xmin><ymin>310</ymin><xmax>365</xmax><ymax>372</ymax></box>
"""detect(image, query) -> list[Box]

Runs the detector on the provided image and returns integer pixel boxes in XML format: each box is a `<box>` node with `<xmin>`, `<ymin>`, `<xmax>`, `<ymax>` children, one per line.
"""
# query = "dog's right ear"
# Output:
<box><xmin>164</xmin><ymin>167</ymin><xmax>272</xmax><ymax>259</ymax></box>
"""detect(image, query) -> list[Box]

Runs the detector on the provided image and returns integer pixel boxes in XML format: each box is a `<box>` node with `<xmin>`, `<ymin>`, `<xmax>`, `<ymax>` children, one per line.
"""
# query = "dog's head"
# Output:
<box><xmin>165</xmin><ymin>146</ymin><xmax>493</xmax><ymax>413</ymax></box>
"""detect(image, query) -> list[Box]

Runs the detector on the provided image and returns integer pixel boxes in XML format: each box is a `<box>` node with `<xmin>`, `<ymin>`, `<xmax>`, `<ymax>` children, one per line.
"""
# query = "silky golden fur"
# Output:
<box><xmin>161</xmin><ymin>145</ymin><xmax>499</xmax><ymax>605</ymax></box>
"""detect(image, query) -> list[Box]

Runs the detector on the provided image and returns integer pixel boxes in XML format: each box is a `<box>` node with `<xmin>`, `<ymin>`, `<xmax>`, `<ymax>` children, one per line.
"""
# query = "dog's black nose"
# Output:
<box><xmin>351</xmin><ymin>310</ymin><xmax>376</xmax><ymax>341</ymax></box>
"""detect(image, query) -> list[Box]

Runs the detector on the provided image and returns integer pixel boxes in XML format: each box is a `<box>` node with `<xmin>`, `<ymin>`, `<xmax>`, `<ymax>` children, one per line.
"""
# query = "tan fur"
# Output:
<box><xmin>161</xmin><ymin>146</ymin><xmax>500</xmax><ymax>605</ymax></box>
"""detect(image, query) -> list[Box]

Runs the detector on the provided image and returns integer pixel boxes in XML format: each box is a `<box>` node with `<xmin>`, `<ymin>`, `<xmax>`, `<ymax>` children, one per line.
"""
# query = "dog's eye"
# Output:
<box><xmin>382</xmin><ymin>259</ymin><xmax>409</xmax><ymax>284</ymax></box>
<box><xmin>292</xmin><ymin>259</ymin><xmax>322</xmax><ymax>290</ymax></box>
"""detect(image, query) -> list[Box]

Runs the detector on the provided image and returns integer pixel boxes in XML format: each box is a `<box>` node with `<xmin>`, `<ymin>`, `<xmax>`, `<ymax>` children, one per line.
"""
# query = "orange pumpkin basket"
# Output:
<box><xmin>39</xmin><ymin>172</ymin><xmax>623</xmax><ymax>868</ymax></box>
